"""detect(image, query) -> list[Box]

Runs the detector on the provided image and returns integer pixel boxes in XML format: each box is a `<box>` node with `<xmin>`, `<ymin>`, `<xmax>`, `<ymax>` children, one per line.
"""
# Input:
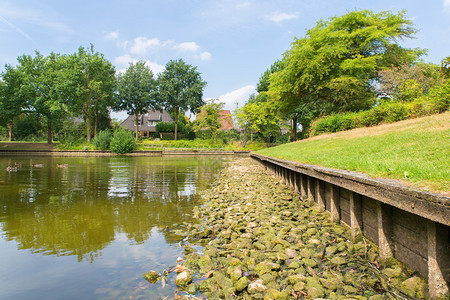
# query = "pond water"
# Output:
<box><xmin>0</xmin><ymin>155</ymin><xmax>231</xmax><ymax>299</ymax></box>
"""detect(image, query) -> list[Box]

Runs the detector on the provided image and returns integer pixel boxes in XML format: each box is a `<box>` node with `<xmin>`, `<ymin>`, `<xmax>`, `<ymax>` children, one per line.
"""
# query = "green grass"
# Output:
<box><xmin>0</xmin><ymin>141</ymin><xmax>57</xmax><ymax>151</ymax></box>
<box><xmin>256</xmin><ymin>112</ymin><xmax>449</xmax><ymax>194</ymax></box>
<box><xmin>138</xmin><ymin>139</ymin><xmax>267</xmax><ymax>151</ymax></box>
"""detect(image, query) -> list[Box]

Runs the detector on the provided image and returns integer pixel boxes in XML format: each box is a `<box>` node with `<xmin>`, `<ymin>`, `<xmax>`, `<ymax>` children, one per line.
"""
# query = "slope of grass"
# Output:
<box><xmin>256</xmin><ymin>112</ymin><xmax>449</xmax><ymax>194</ymax></box>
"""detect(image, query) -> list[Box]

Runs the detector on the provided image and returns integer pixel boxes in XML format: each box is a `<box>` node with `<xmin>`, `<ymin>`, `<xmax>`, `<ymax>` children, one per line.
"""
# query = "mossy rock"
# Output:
<box><xmin>235</xmin><ymin>276</ymin><xmax>249</xmax><ymax>292</ymax></box>
<box><xmin>175</xmin><ymin>271</ymin><xmax>193</xmax><ymax>286</ymax></box>
<box><xmin>142</xmin><ymin>270</ymin><xmax>159</xmax><ymax>283</ymax></box>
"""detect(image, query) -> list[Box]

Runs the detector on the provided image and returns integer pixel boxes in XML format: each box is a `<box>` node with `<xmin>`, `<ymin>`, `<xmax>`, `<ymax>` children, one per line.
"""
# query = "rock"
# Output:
<box><xmin>287</xmin><ymin>274</ymin><xmax>306</xmax><ymax>285</ymax></box>
<box><xmin>285</xmin><ymin>248</ymin><xmax>298</xmax><ymax>259</ymax></box>
<box><xmin>382</xmin><ymin>267</ymin><xmax>402</xmax><ymax>278</ymax></box>
<box><xmin>175</xmin><ymin>271</ymin><xmax>193</xmax><ymax>286</ymax></box>
<box><xmin>306</xmin><ymin>277</ymin><xmax>325</xmax><ymax>299</ymax></box>
<box><xmin>248</xmin><ymin>279</ymin><xmax>267</xmax><ymax>294</ymax></box>
<box><xmin>142</xmin><ymin>270</ymin><xmax>159</xmax><ymax>283</ymax></box>
<box><xmin>401</xmin><ymin>276</ymin><xmax>425</xmax><ymax>298</ymax></box>
<box><xmin>198</xmin><ymin>254</ymin><xmax>214</xmax><ymax>273</ymax></box>
<box><xmin>255</xmin><ymin>261</ymin><xmax>272</xmax><ymax>276</ymax></box>
<box><xmin>302</xmin><ymin>258</ymin><xmax>318</xmax><ymax>268</ymax></box>
<box><xmin>235</xmin><ymin>276</ymin><xmax>249</xmax><ymax>291</ymax></box>
<box><xmin>330</xmin><ymin>256</ymin><xmax>347</xmax><ymax>265</ymax></box>
<box><xmin>213</xmin><ymin>271</ymin><xmax>234</xmax><ymax>291</ymax></box>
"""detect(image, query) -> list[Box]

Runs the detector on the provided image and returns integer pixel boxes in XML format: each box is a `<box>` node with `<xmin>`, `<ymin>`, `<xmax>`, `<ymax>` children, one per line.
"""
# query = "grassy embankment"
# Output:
<box><xmin>256</xmin><ymin>112</ymin><xmax>449</xmax><ymax>195</ymax></box>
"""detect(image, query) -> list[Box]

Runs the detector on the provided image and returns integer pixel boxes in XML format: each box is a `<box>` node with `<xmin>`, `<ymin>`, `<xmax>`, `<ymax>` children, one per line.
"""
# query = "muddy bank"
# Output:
<box><xmin>175</xmin><ymin>158</ymin><xmax>428</xmax><ymax>299</ymax></box>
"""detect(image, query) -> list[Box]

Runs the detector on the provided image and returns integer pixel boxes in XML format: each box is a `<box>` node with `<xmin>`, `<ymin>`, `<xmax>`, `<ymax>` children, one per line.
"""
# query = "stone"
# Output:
<box><xmin>235</xmin><ymin>276</ymin><xmax>249</xmax><ymax>292</ymax></box>
<box><xmin>330</xmin><ymin>256</ymin><xmax>347</xmax><ymax>265</ymax></box>
<box><xmin>401</xmin><ymin>276</ymin><xmax>425</xmax><ymax>298</ymax></box>
<box><xmin>175</xmin><ymin>271</ymin><xmax>193</xmax><ymax>286</ymax></box>
<box><xmin>248</xmin><ymin>279</ymin><xmax>267</xmax><ymax>294</ymax></box>
<box><xmin>142</xmin><ymin>270</ymin><xmax>159</xmax><ymax>283</ymax></box>
<box><xmin>285</xmin><ymin>248</ymin><xmax>298</xmax><ymax>259</ymax></box>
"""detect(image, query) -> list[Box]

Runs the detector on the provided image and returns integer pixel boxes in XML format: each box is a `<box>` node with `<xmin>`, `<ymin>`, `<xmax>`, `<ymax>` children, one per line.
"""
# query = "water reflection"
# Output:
<box><xmin>0</xmin><ymin>156</ymin><xmax>228</xmax><ymax>262</ymax></box>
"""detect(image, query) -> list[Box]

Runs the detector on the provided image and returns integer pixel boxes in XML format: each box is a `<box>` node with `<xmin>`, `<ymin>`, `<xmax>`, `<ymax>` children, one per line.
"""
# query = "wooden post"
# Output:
<box><xmin>315</xmin><ymin>179</ymin><xmax>325</xmax><ymax>211</ymax></box>
<box><xmin>293</xmin><ymin>172</ymin><xmax>299</xmax><ymax>193</ymax></box>
<box><xmin>307</xmin><ymin>176</ymin><xmax>315</xmax><ymax>204</ymax></box>
<box><xmin>350</xmin><ymin>192</ymin><xmax>363</xmax><ymax>240</ymax></box>
<box><xmin>427</xmin><ymin>220</ymin><xmax>449</xmax><ymax>299</ymax></box>
<box><xmin>377</xmin><ymin>202</ymin><xmax>393</xmax><ymax>260</ymax></box>
<box><xmin>300</xmin><ymin>174</ymin><xmax>307</xmax><ymax>199</ymax></box>
<box><xmin>330</xmin><ymin>185</ymin><xmax>340</xmax><ymax>222</ymax></box>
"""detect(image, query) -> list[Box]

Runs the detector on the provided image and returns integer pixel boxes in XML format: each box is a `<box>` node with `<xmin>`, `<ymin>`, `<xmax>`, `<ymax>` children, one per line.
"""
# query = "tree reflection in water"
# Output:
<box><xmin>0</xmin><ymin>156</ymin><xmax>229</xmax><ymax>262</ymax></box>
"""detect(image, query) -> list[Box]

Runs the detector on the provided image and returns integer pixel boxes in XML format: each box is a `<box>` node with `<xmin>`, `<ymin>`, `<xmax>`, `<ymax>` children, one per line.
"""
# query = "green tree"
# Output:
<box><xmin>268</xmin><ymin>10</ymin><xmax>422</xmax><ymax>130</ymax></box>
<box><xmin>193</xmin><ymin>99</ymin><xmax>224</xmax><ymax>143</ymax></box>
<box><xmin>441</xmin><ymin>56</ymin><xmax>450</xmax><ymax>79</ymax></box>
<box><xmin>0</xmin><ymin>65</ymin><xmax>27</xmax><ymax>141</ymax></box>
<box><xmin>17</xmin><ymin>52</ymin><xmax>70</xmax><ymax>143</ymax></box>
<box><xmin>115</xmin><ymin>61</ymin><xmax>159</xmax><ymax>141</ymax></box>
<box><xmin>70</xmin><ymin>45</ymin><xmax>116</xmax><ymax>141</ymax></box>
<box><xmin>157</xmin><ymin>59</ymin><xmax>206</xmax><ymax>140</ymax></box>
<box><xmin>378</xmin><ymin>62</ymin><xmax>442</xmax><ymax>102</ymax></box>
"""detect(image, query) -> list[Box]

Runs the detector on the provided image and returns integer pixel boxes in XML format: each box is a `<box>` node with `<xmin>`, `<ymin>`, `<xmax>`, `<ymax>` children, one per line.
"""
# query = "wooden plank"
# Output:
<box><xmin>395</xmin><ymin>243</ymin><xmax>428</xmax><ymax>277</ymax></box>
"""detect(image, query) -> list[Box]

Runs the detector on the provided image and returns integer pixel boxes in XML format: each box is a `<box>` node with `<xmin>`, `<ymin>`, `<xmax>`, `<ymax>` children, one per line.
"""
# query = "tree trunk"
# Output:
<box><xmin>250</xmin><ymin>130</ymin><xmax>253</xmax><ymax>142</ymax></box>
<box><xmin>86</xmin><ymin>115</ymin><xmax>91</xmax><ymax>142</ymax></box>
<box><xmin>292</xmin><ymin>116</ymin><xmax>298</xmax><ymax>142</ymax></box>
<box><xmin>94</xmin><ymin>110</ymin><xmax>98</xmax><ymax>138</ymax></box>
<box><xmin>47</xmin><ymin>122</ymin><xmax>53</xmax><ymax>144</ymax></box>
<box><xmin>174</xmin><ymin>107</ymin><xmax>179</xmax><ymax>141</ymax></box>
<box><xmin>135</xmin><ymin>113</ymin><xmax>140</xmax><ymax>141</ymax></box>
<box><xmin>8</xmin><ymin>123</ymin><xmax>13</xmax><ymax>142</ymax></box>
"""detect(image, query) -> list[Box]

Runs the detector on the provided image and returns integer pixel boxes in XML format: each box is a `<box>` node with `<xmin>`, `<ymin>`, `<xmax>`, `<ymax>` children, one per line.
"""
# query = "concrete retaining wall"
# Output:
<box><xmin>251</xmin><ymin>153</ymin><xmax>449</xmax><ymax>299</ymax></box>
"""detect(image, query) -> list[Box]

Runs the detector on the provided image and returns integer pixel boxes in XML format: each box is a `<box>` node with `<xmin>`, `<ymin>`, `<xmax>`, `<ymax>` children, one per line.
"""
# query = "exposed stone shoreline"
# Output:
<box><xmin>178</xmin><ymin>158</ymin><xmax>427</xmax><ymax>299</ymax></box>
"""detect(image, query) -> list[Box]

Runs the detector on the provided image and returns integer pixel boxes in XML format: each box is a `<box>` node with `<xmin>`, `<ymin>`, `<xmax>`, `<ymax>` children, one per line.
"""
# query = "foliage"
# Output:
<box><xmin>110</xmin><ymin>130</ymin><xmax>136</xmax><ymax>153</ymax></box>
<box><xmin>192</xmin><ymin>99</ymin><xmax>224</xmax><ymax>143</ymax></box>
<box><xmin>378</xmin><ymin>62</ymin><xmax>442</xmax><ymax>102</ymax></box>
<box><xmin>157</xmin><ymin>59</ymin><xmax>207</xmax><ymax>140</ymax></box>
<box><xmin>92</xmin><ymin>130</ymin><xmax>113</xmax><ymax>150</ymax></box>
<box><xmin>155</xmin><ymin>121</ymin><xmax>186</xmax><ymax>134</ymax></box>
<box><xmin>441</xmin><ymin>56</ymin><xmax>450</xmax><ymax>79</ymax></box>
<box><xmin>257</xmin><ymin>112</ymin><xmax>450</xmax><ymax>192</ymax></box>
<box><xmin>309</xmin><ymin>91</ymin><xmax>449</xmax><ymax>136</ymax></box>
<box><xmin>69</xmin><ymin>45</ymin><xmax>116</xmax><ymax>142</ymax></box>
<box><xmin>267</xmin><ymin>10</ymin><xmax>422</xmax><ymax>130</ymax></box>
<box><xmin>0</xmin><ymin>65</ymin><xmax>26</xmax><ymax>141</ymax></box>
<box><xmin>115</xmin><ymin>61</ymin><xmax>158</xmax><ymax>141</ymax></box>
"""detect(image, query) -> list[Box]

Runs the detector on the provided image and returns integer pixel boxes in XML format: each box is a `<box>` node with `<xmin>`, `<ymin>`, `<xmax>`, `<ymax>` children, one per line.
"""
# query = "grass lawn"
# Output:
<box><xmin>256</xmin><ymin>112</ymin><xmax>449</xmax><ymax>195</ymax></box>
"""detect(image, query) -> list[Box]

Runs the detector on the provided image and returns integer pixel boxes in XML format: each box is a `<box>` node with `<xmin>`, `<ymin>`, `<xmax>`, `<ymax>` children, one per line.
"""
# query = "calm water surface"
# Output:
<box><xmin>0</xmin><ymin>155</ymin><xmax>231</xmax><ymax>299</ymax></box>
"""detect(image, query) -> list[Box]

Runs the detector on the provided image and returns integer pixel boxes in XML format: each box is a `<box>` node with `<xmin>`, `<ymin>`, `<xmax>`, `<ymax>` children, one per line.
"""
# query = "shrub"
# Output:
<box><xmin>110</xmin><ymin>131</ymin><xmax>136</xmax><ymax>153</ymax></box>
<box><xmin>92</xmin><ymin>130</ymin><xmax>112</xmax><ymax>150</ymax></box>
<box><xmin>309</xmin><ymin>89</ymin><xmax>449</xmax><ymax>137</ymax></box>
<box><xmin>155</xmin><ymin>121</ymin><xmax>185</xmax><ymax>134</ymax></box>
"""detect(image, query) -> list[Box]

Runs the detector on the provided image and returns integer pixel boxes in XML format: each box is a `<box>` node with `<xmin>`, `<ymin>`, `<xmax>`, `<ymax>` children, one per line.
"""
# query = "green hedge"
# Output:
<box><xmin>309</xmin><ymin>82</ymin><xmax>450</xmax><ymax>137</ymax></box>
<box><xmin>110</xmin><ymin>131</ymin><xmax>136</xmax><ymax>153</ymax></box>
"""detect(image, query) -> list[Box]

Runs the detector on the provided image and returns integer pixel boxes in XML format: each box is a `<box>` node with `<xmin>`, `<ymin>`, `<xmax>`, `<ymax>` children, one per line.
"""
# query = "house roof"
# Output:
<box><xmin>197</xmin><ymin>109</ymin><xmax>235</xmax><ymax>131</ymax></box>
<box><xmin>120</xmin><ymin>110</ymin><xmax>173</xmax><ymax>132</ymax></box>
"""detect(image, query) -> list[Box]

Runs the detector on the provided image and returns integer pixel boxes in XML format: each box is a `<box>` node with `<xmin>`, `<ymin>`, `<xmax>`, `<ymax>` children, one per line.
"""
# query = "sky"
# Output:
<box><xmin>1</xmin><ymin>0</ymin><xmax>449</xmax><ymax>120</ymax></box>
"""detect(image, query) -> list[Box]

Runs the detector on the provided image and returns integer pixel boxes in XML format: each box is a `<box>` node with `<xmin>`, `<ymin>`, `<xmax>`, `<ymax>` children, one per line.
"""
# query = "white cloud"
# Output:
<box><xmin>236</xmin><ymin>2</ymin><xmax>251</xmax><ymax>9</ymax></box>
<box><xmin>199</xmin><ymin>51</ymin><xmax>212</xmax><ymax>61</ymax></box>
<box><xmin>105</xmin><ymin>31</ymin><xmax>119</xmax><ymax>40</ymax></box>
<box><xmin>218</xmin><ymin>85</ymin><xmax>255</xmax><ymax>110</ymax></box>
<box><xmin>176</xmin><ymin>41</ymin><xmax>200</xmax><ymax>52</ymax></box>
<box><xmin>445</xmin><ymin>0</ymin><xmax>450</xmax><ymax>11</ymax></box>
<box><xmin>130</xmin><ymin>36</ymin><xmax>161</xmax><ymax>54</ymax></box>
<box><xmin>113</xmin><ymin>54</ymin><xmax>164</xmax><ymax>75</ymax></box>
<box><xmin>265</xmin><ymin>11</ymin><xmax>298</xmax><ymax>22</ymax></box>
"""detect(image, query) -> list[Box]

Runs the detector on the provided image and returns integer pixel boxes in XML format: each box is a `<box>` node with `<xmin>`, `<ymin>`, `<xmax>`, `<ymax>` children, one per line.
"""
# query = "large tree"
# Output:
<box><xmin>193</xmin><ymin>99</ymin><xmax>224</xmax><ymax>144</ymax></box>
<box><xmin>268</xmin><ymin>10</ymin><xmax>423</xmax><ymax>130</ymax></box>
<box><xmin>70</xmin><ymin>45</ymin><xmax>116</xmax><ymax>141</ymax></box>
<box><xmin>115</xmin><ymin>61</ymin><xmax>159</xmax><ymax>141</ymax></box>
<box><xmin>157</xmin><ymin>59</ymin><xmax>206</xmax><ymax>140</ymax></box>
<box><xmin>17</xmin><ymin>52</ymin><xmax>70</xmax><ymax>143</ymax></box>
<box><xmin>0</xmin><ymin>65</ymin><xmax>27</xmax><ymax>141</ymax></box>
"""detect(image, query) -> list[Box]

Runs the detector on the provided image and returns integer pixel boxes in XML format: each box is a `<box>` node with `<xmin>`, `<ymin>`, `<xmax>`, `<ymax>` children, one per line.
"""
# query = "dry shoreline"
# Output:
<box><xmin>176</xmin><ymin>158</ymin><xmax>427</xmax><ymax>299</ymax></box>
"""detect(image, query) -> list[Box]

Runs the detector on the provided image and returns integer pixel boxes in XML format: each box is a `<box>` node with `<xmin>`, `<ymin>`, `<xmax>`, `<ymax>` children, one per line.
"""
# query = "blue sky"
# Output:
<box><xmin>1</xmin><ymin>0</ymin><xmax>449</xmax><ymax>120</ymax></box>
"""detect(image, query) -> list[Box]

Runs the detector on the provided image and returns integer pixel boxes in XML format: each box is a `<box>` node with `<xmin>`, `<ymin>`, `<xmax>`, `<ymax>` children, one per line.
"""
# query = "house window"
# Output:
<box><xmin>148</xmin><ymin>120</ymin><xmax>158</xmax><ymax>126</ymax></box>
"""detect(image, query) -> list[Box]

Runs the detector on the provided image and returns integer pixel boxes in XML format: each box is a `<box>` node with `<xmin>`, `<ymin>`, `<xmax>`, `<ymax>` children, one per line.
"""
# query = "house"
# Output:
<box><xmin>120</xmin><ymin>110</ymin><xmax>173</xmax><ymax>137</ymax></box>
<box><xmin>197</xmin><ymin>110</ymin><xmax>235</xmax><ymax>131</ymax></box>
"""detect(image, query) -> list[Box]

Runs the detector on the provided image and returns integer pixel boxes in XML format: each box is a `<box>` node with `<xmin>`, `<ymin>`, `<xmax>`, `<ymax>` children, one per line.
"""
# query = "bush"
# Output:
<box><xmin>110</xmin><ymin>131</ymin><xmax>136</xmax><ymax>153</ymax></box>
<box><xmin>155</xmin><ymin>121</ymin><xmax>185</xmax><ymax>134</ymax></box>
<box><xmin>309</xmin><ymin>89</ymin><xmax>449</xmax><ymax>137</ymax></box>
<box><xmin>92</xmin><ymin>130</ymin><xmax>112</xmax><ymax>150</ymax></box>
